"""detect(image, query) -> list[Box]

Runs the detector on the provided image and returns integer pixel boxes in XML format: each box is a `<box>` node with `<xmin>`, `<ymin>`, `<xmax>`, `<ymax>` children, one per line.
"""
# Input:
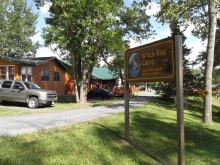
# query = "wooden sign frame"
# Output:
<box><xmin>125</xmin><ymin>37</ymin><xmax>175</xmax><ymax>83</ymax></box>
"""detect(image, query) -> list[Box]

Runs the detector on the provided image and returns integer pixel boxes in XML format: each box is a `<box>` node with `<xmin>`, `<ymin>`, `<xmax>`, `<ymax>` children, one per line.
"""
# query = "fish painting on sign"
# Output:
<box><xmin>129</xmin><ymin>52</ymin><xmax>141</xmax><ymax>78</ymax></box>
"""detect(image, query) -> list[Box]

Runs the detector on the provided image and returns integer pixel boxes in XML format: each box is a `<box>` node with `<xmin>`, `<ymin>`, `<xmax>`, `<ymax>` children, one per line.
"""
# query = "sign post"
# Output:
<box><xmin>175</xmin><ymin>35</ymin><xmax>185</xmax><ymax>165</ymax></box>
<box><xmin>124</xmin><ymin>57</ymin><xmax>130</xmax><ymax>141</ymax></box>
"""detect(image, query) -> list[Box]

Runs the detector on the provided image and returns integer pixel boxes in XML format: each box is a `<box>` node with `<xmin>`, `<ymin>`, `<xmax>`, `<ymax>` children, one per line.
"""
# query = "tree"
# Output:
<box><xmin>34</xmin><ymin>0</ymin><xmax>153</xmax><ymax>103</ymax></box>
<box><xmin>102</xmin><ymin>42</ymin><xmax>130</xmax><ymax>86</ymax></box>
<box><xmin>0</xmin><ymin>0</ymin><xmax>39</xmax><ymax>58</ymax></box>
<box><xmin>157</xmin><ymin>0</ymin><xmax>219</xmax><ymax>124</ymax></box>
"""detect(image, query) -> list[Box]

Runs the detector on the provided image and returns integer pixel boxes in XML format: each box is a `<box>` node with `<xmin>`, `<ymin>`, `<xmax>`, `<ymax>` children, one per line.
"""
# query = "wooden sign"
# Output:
<box><xmin>125</xmin><ymin>37</ymin><xmax>175</xmax><ymax>83</ymax></box>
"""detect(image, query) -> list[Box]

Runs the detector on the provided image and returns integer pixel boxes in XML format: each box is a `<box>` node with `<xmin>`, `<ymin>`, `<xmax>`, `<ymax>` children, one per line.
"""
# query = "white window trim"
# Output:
<box><xmin>0</xmin><ymin>65</ymin><xmax>15</xmax><ymax>80</ymax></box>
<box><xmin>21</xmin><ymin>67</ymin><xmax>32</xmax><ymax>81</ymax></box>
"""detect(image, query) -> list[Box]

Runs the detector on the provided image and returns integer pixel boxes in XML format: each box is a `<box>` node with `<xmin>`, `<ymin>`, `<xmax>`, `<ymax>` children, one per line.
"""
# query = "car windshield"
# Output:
<box><xmin>23</xmin><ymin>82</ymin><xmax>41</xmax><ymax>89</ymax></box>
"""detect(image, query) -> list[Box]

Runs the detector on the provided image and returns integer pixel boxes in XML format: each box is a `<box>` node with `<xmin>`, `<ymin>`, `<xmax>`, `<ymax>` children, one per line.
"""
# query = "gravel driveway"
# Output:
<box><xmin>0</xmin><ymin>92</ymin><xmax>156</xmax><ymax>136</ymax></box>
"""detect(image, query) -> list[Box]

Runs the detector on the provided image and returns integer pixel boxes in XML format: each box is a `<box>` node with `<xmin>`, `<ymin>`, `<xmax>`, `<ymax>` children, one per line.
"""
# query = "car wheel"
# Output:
<box><xmin>28</xmin><ymin>97</ymin><xmax>39</xmax><ymax>108</ymax></box>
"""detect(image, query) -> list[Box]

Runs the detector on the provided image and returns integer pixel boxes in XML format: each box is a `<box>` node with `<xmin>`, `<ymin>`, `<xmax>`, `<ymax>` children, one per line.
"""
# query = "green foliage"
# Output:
<box><xmin>0</xmin><ymin>0</ymin><xmax>39</xmax><ymax>58</ymax></box>
<box><xmin>154</xmin><ymin>71</ymin><xmax>203</xmax><ymax>101</ymax></box>
<box><xmin>157</xmin><ymin>0</ymin><xmax>220</xmax><ymax>40</ymax></box>
<box><xmin>213</xmin><ymin>69</ymin><xmax>220</xmax><ymax>85</ymax></box>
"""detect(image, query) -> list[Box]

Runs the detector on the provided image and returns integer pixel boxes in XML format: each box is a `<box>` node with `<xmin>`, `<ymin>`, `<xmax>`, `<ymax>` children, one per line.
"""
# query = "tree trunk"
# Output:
<box><xmin>71</xmin><ymin>52</ymin><xmax>80</xmax><ymax>103</ymax></box>
<box><xmin>79</xmin><ymin>70</ymin><xmax>88</xmax><ymax>104</ymax></box>
<box><xmin>203</xmin><ymin>1</ymin><xmax>217</xmax><ymax>124</ymax></box>
<box><xmin>79</xmin><ymin>65</ymin><xmax>93</xmax><ymax>103</ymax></box>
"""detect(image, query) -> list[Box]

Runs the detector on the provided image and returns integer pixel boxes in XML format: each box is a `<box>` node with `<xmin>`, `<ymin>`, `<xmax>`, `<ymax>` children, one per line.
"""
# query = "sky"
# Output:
<box><xmin>27</xmin><ymin>0</ymin><xmax>207</xmax><ymax>64</ymax></box>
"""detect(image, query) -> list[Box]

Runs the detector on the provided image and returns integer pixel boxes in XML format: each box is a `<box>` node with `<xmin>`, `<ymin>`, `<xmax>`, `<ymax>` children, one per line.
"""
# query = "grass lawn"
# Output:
<box><xmin>0</xmin><ymin>97</ymin><xmax>219</xmax><ymax>164</ymax></box>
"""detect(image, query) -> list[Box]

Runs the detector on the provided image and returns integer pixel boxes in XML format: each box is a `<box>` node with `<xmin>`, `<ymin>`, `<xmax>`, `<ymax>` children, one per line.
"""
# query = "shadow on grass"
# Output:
<box><xmin>0</xmin><ymin>102</ymin><xmax>28</xmax><ymax>108</ymax></box>
<box><xmin>0</xmin><ymin>101</ymin><xmax>54</xmax><ymax>109</ymax></box>
<box><xmin>86</xmin><ymin>97</ymin><xmax>219</xmax><ymax>164</ymax></box>
<box><xmin>125</xmin><ymin>99</ymin><xmax>220</xmax><ymax>164</ymax></box>
<box><xmin>150</xmin><ymin>97</ymin><xmax>177</xmax><ymax>111</ymax></box>
<box><xmin>90</xmin><ymin>122</ymin><xmax>164</xmax><ymax>164</ymax></box>
<box><xmin>187</xmin><ymin>98</ymin><xmax>220</xmax><ymax>123</ymax></box>
<box><xmin>213</xmin><ymin>104</ymin><xmax>220</xmax><ymax>123</ymax></box>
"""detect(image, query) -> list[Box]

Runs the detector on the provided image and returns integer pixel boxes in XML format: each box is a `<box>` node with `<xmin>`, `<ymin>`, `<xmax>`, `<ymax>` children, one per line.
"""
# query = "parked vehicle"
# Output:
<box><xmin>139</xmin><ymin>86</ymin><xmax>146</xmax><ymax>91</ymax></box>
<box><xmin>0</xmin><ymin>80</ymin><xmax>57</xmax><ymax>108</ymax></box>
<box><xmin>87</xmin><ymin>88</ymin><xmax>113</xmax><ymax>99</ymax></box>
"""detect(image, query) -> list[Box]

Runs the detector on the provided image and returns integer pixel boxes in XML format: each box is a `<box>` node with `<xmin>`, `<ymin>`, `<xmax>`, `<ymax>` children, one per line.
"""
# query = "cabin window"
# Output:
<box><xmin>0</xmin><ymin>65</ymin><xmax>15</xmax><ymax>80</ymax></box>
<box><xmin>8</xmin><ymin>66</ymin><xmax>15</xmax><ymax>80</ymax></box>
<box><xmin>41</xmin><ymin>70</ymin><xmax>50</xmax><ymax>81</ymax></box>
<box><xmin>21</xmin><ymin>67</ymin><xmax>32</xmax><ymax>81</ymax></box>
<box><xmin>54</xmin><ymin>71</ymin><xmax>60</xmax><ymax>81</ymax></box>
<box><xmin>0</xmin><ymin>66</ymin><xmax>6</xmax><ymax>79</ymax></box>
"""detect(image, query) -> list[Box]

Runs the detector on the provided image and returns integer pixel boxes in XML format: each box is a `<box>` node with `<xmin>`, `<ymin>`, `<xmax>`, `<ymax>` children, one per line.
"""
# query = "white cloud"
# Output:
<box><xmin>31</xmin><ymin>32</ymin><xmax>43</xmax><ymax>44</ymax></box>
<box><xmin>145</xmin><ymin>2</ymin><xmax>160</xmax><ymax>16</ymax></box>
<box><xmin>158</xmin><ymin>28</ymin><xmax>171</xmax><ymax>38</ymax></box>
<box><xmin>39</xmin><ymin>2</ymin><xmax>52</xmax><ymax>14</ymax></box>
<box><xmin>181</xmin><ymin>23</ymin><xmax>195</xmax><ymax>37</ymax></box>
<box><xmin>186</xmin><ymin>38</ymin><xmax>207</xmax><ymax>61</ymax></box>
<box><xmin>36</xmin><ymin>47</ymin><xmax>58</xmax><ymax>57</ymax></box>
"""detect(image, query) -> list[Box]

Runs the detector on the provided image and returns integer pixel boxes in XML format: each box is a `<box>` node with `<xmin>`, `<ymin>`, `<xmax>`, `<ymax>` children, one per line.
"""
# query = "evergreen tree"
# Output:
<box><xmin>154</xmin><ymin>22</ymin><xmax>195</xmax><ymax>102</ymax></box>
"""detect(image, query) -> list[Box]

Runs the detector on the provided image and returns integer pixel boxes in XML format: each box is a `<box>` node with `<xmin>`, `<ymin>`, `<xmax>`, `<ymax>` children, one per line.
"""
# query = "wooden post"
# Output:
<box><xmin>124</xmin><ymin>82</ymin><xmax>130</xmax><ymax>141</ymax></box>
<box><xmin>124</xmin><ymin>53</ymin><xmax>130</xmax><ymax>141</ymax></box>
<box><xmin>175</xmin><ymin>35</ymin><xmax>185</xmax><ymax>165</ymax></box>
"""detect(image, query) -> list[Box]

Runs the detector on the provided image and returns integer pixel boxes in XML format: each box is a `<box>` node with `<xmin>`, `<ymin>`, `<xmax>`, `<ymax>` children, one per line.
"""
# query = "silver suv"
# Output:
<box><xmin>0</xmin><ymin>80</ymin><xmax>57</xmax><ymax>108</ymax></box>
